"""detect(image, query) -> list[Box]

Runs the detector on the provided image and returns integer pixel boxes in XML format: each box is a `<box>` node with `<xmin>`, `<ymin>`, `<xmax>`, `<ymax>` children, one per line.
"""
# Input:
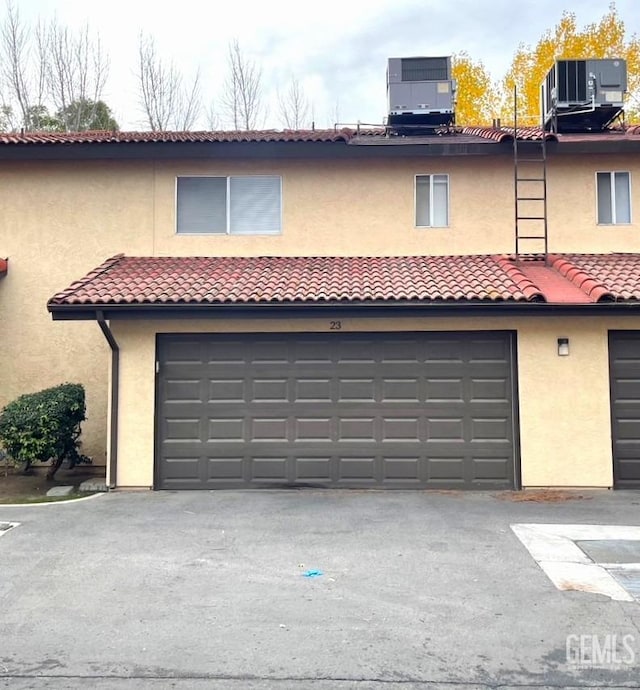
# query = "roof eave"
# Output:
<box><xmin>0</xmin><ymin>138</ymin><xmax>518</xmax><ymax>161</ymax></box>
<box><xmin>47</xmin><ymin>298</ymin><xmax>640</xmax><ymax>321</ymax></box>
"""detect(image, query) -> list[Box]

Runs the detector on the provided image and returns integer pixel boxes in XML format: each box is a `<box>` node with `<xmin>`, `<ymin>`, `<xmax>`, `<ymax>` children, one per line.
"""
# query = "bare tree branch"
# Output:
<box><xmin>47</xmin><ymin>21</ymin><xmax>109</xmax><ymax>130</ymax></box>
<box><xmin>137</xmin><ymin>33</ymin><xmax>201</xmax><ymax>131</ymax></box>
<box><xmin>206</xmin><ymin>102</ymin><xmax>219</xmax><ymax>130</ymax></box>
<box><xmin>176</xmin><ymin>66</ymin><xmax>201</xmax><ymax>130</ymax></box>
<box><xmin>277</xmin><ymin>77</ymin><xmax>309</xmax><ymax>129</ymax></box>
<box><xmin>1</xmin><ymin>4</ymin><xmax>109</xmax><ymax>131</ymax></box>
<box><xmin>221</xmin><ymin>39</ymin><xmax>262</xmax><ymax>130</ymax></box>
<box><xmin>0</xmin><ymin>1</ymin><xmax>33</xmax><ymax>127</ymax></box>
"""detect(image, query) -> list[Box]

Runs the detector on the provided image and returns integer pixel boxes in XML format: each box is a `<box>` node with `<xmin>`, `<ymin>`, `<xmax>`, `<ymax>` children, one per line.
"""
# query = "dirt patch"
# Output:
<box><xmin>494</xmin><ymin>489</ymin><xmax>592</xmax><ymax>503</ymax></box>
<box><xmin>0</xmin><ymin>465</ymin><xmax>104</xmax><ymax>503</ymax></box>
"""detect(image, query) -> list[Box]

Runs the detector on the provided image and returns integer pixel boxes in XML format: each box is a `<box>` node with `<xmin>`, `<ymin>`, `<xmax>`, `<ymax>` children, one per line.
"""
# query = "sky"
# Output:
<box><xmin>7</xmin><ymin>0</ymin><xmax>640</xmax><ymax>130</ymax></box>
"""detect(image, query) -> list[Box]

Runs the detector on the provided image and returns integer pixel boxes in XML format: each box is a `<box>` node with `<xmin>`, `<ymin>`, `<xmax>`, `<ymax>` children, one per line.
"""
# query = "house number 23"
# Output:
<box><xmin>329</xmin><ymin>321</ymin><xmax>342</xmax><ymax>330</ymax></box>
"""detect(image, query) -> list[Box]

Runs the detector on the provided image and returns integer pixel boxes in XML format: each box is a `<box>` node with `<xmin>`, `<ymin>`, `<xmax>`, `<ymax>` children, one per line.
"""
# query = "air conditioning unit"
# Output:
<box><xmin>541</xmin><ymin>58</ymin><xmax>627</xmax><ymax>133</ymax></box>
<box><xmin>387</xmin><ymin>57</ymin><xmax>456</xmax><ymax>134</ymax></box>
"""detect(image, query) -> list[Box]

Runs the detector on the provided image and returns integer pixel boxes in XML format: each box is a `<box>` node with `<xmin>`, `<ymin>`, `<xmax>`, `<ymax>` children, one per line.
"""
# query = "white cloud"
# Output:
<box><xmin>6</xmin><ymin>0</ymin><xmax>640</xmax><ymax>129</ymax></box>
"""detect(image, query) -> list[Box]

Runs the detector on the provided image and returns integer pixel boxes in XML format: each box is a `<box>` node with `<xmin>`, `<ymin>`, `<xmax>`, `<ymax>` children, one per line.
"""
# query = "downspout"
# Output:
<box><xmin>96</xmin><ymin>310</ymin><xmax>119</xmax><ymax>490</ymax></box>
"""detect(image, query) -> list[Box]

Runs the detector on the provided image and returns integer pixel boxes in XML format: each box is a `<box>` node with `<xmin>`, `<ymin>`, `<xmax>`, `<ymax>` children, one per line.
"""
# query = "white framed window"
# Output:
<box><xmin>596</xmin><ymin>171</ymin><xmax>631</xmax><ymax>225</ymax></box>
<box><xmin>415</xmin><ymin>174</ymin><xmax>449</xmax><ymax>227</ymax></box>
<box><xmin>176</xmin><ymin>175</ymin><xmax>282</xmax><ymax>235</ymax></box>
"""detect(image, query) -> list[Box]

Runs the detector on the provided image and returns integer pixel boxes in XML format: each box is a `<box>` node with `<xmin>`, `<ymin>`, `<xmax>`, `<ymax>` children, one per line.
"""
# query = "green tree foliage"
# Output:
<box><xmin>0</xmin><ymin>383</ymin><xmax>91</xmax><ymax>480</ymax></box>
<box><xmin>25</xmin><ymin>105</ymin><xmax>63</xmax><ymax>131</ymax></box>
<box><xmin>56</xmin><ymin>98</ymin><xmax>118</xmax><ymax>131</ymax></box>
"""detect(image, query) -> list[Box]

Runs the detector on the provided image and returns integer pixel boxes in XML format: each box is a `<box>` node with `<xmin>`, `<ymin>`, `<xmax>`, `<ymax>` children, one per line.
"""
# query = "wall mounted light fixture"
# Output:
<box><xmin>557</xmin><ymin>337</ymin><xmax>570</xmax><ymax>356</ymax></box>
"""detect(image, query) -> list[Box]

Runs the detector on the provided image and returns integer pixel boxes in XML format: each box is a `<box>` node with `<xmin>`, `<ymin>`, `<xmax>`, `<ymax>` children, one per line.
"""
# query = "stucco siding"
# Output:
<box><xmin>110</xmin><ymin>315</ymin><xmax>640</xmax><ymax>489</ymax></box>
<box><xmin>1</xmin><ymin>151</ymin><xmax>639</xmax><ymax>468</ymax></box>
<box><xmin>0</xmin><ymin>160</ymin><xmax>155</xmax><ymax>463</ymax></box>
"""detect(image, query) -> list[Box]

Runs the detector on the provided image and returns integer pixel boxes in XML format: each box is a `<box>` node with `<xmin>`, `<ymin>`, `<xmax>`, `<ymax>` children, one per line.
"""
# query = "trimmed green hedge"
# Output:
<box><xmin>0</xmin><ymin>383</ymin><xmax>91</xmax><ymax>479</ymax></box>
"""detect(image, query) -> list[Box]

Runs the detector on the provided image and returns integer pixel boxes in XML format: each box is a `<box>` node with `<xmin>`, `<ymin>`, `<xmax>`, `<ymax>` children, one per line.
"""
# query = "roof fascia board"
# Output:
<box><xmin>0</xmin><ymin>138</ymin><xmax>638</xmax><ymax>161</ymax></box>
<box><xmin>48</xmin><ymin>301</ymin><xmax>640</xmax><ymax>321</ymax></box>
<box><xmin>0</xmin><ymin>140</ymin><xmax>516</xmax><ymax>161</ymax></box>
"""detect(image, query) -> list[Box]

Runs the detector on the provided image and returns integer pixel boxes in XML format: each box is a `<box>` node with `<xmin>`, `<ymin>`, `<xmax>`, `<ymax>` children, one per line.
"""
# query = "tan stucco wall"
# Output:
<box><xmin>110</xmin><ymin>314</ymin><xmax>640</xmax><ymax>489</ymax></box>
<box><xmin>0</xmin><ymin>160</ymin><xmax>155</xmax><ymax>463</ymax></box>
<box><xmin>0</xmin><ymin>151</ymin><xmax>638</xmax><ymax>466</ymax></box>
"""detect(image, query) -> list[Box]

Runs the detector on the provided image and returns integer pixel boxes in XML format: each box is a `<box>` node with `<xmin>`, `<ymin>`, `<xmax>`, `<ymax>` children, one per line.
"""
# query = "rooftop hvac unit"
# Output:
<box><xmin>387</xmin><ymin>56</ymin><xmax>456</xmax><ymax>134</ymax></box>
<box><xmin>541</xmin><ymin>58</ymin><xmax>627</xmax><ymax>133</ymax></box>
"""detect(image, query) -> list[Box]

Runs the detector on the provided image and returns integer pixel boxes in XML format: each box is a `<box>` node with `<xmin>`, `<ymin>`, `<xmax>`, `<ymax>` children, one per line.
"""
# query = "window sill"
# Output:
<box><xmin>175</xmin><ymin>232</ymin><xmax>283</xmax><ymax>237</ymax></box>
<box><xmin>596</xmin><ymin>223</ymin><xmax>633</xmax><ymax>227</ymax></box>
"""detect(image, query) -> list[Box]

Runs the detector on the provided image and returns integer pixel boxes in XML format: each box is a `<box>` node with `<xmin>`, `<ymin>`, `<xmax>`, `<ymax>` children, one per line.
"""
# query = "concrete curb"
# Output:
<box><xmin>0</xmin><ymin>492</ymin><xmax>105</xmax><ymax>509</ymax></box>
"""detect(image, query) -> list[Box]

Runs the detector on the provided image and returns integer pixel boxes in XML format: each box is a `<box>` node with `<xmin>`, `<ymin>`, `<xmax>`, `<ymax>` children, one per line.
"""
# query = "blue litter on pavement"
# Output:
<box><xmin>302</xmin><ymin>569</ymin><xmax>323</xmax><ymax>578</ymax></box>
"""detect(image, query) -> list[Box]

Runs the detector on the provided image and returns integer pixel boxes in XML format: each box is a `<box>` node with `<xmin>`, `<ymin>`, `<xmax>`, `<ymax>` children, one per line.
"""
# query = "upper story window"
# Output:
<box><xmin>597</xmin><ymin>172</ymin><xmax>631</xmax><ymax>225</ymax></box>
<box><xmin>415</xmin><ymin>174</ymin><xmax>449</xmax><ymax>228</ymax></box>
<box><xmin>176</xmin><ymin>176</ymin><xmax>282</xmax><ymax>235</ymax></box>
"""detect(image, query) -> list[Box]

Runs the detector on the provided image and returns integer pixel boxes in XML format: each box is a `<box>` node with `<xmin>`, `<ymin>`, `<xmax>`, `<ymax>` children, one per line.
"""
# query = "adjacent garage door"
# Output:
<box><xmin>610</xmin><ymin>332</ymin><xmax>640</xmax><ymax>489</ymax></box>
<box><xmin>156</xmin><ymin>332</ymin><xmax>517</xmax><ymax>490</ymax></box>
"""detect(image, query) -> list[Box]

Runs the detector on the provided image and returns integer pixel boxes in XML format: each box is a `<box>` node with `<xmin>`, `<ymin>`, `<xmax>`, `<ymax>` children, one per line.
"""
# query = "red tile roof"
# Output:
<box><xmin>49</xmin><ymin>254</ymin><xmax>546</xmax><ymax>306</ymax></box>
<box><xmin>4</xmin><ymin>125</ymin><xmax>638</xmax><ymax>147</ymax></box>
<box><xmin>551</xmin><ymin>253</ymin><xmax>640</xmax><ymax>301</ymax></box>
<box><xmin>460</xmin><ymin>126</ymin><xmax>558</xmax><ymax>142</ymax></box>
<box><xmin>0</xmin><ymin>129</ymin><xmax>355</xmax><ymax>145</ymax></box>
<box><xmin>47</xmin><ymin>253</ymin><xmax>640</xmax><ymax>309</ymax></box>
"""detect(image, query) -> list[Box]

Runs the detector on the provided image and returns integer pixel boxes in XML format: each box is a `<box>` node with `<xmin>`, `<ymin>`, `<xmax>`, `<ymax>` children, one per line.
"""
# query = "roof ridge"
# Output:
<box><xmin>547</xmin><ymin>254</ymin><xmax>614</xmax><ymax>303</ymax></box>
<box><xmin>48</xmin><ymin>254</ymin><xmax>125</xmax><ymax>305</ymax></box>
<box><xmin>493</xmin><ymin>256</ymin><xmax>546</xmax><ymax>302</ymax></box>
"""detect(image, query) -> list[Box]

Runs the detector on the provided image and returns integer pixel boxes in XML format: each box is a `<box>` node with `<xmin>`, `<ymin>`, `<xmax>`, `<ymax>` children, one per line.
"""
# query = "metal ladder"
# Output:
<box><xmin>513</xmin><ymin>88</ymin><xmax>549</xmax><ymax>260</ymax></box>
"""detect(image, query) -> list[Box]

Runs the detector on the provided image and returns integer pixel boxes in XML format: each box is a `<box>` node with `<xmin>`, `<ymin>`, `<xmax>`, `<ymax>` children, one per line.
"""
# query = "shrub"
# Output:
<box><xmin>0</xmin><ymin>383</ymin><xmax>91</xmax><ymax>480</ymax></box>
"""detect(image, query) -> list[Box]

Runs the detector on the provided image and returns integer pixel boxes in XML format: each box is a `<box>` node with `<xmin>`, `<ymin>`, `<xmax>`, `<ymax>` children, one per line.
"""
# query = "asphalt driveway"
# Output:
<box><xmin>1</xmin><ymin>490</ymin><xmax>640</xmax><ymax>689</ymax></box>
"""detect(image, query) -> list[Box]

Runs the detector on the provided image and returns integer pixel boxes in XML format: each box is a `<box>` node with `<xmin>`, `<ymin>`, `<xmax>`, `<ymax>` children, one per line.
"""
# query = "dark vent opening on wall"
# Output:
<box><xmin>401</xmin><ymin>57</ymin><xmax>448</xmax><ymax>82</ymax></box>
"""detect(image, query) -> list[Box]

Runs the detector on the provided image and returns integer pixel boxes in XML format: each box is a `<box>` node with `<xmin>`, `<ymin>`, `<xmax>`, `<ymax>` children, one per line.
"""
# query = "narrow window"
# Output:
<box><xmin>177</xmin><ymin>176</ymin><xmax>282</xmax><ymax>235</ymax></box>
<box><xmin>597</xmin><ymin>172</ymin><xmax>631</xmax><ymax>224</ymax></box>
<box><xmin>416</xmin><ymin>174</ymin><xmax>449</xmax><ymax>227</ymax></box>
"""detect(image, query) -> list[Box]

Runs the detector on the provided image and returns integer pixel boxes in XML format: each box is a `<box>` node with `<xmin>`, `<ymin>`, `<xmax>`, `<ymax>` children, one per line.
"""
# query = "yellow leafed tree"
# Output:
<box><xmin>501</xmin><ymin>2</ymin><xmax>640</xmax><ymax>125</ymax></box>
<box><xmin>452</xmin><ymin>52</ymin><xmax>498</xmax><ymax>126</ymax></box>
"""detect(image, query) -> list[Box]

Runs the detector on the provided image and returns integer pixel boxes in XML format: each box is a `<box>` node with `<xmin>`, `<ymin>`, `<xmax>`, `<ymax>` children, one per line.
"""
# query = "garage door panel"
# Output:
<box><xmin>427</xmin><ymin>457</ymin><xmax>465</xmax><ymax>481</ymax></box>
<box><xmin>614</xmin><ymin>417</ymin><xmax>640</xmax><ymax>440</ymax></box>
<box><xmin>616</xmin><ymin>460</ymin><xmax>640</xmax><ymax>482</ymax></box>
<box><xmin>381</xmin><ymin>340</ymin><xmax>422</xmax><ymax>362</ymax></box>
<box><xmin>163</xmin><ymin>417</ymin><xmax>201</xmax><ymax>441</ymax></box>
<box><xmin>470</xmin><ymin>378</ymin><xmax>510</xmax><ymax>402</ymax></box>
<box><xmin>157</xmin><ymin>333</ymin><xmax>516</xmax><ymax>489</ymax></box>
<box><xmin>339</xmin><ymin>417</ymin><xmax>377</xmax><ymax>441</ymax></box>
<box><xmin>206</xmin><ymin>341</ymin><xmax>246</xmax><ymax>363</ymax></box>
<box><xmin>339</xmin><ymin>378</ymin><xmax>377</xmax><ymax>402</ymax></box>
<box><xmin>208</xmin><ymin>379</ymin><xmax>245</xmax><ymax>402</ymax></box>
<box><xmin>382</xmin><ymin>457</ymin><xmax>421</xmax><ymax>481</ymax></box>
<box><xmin>471</xmin><ymin>417</ymin><xmax>511</xmax><ymax>441</ymax></box>
<box><xmin>251</xmin><ymin>379</ymin><xmax>289</xmax><ymax>402</ymax></box>
<box><xmin>380</xmin><ymin>378</ymin><xmax>420</xmax><ymax>401</ymax></box>
<box><xmin>295</xmin><ymin>457</ymin><xmax>332</xmax><ymax>481</ymax></box>
<box><xmin>471</xmin><ymin>456</ymin><xmax>512</xmax><ymax>480</ymax></box>
<box><xmin>468</xmin><ymin>338</ymin><xmax>510</xmax><ymax>361</ymax></box>
<box><xmin>426</xmin><ymin>378</ymin><xmax>464</xmax><ymax>401</ymax></box>
<box><xmin>609</xmin><ymin>332</ymin><xmax>640</xmax><ymax>489</ymax></box>
<box><xmin>164</xmin><ymin>379</ymin><xmax>201</xmax><ymax>403</ymax></box>
<box><xmin>296</xmin><ymin>418</ymin><xmax>332</xmax><ymax>441</ymax></box>
<box><xmin>208</xmin><ymin>418</ymin><xmax>245</xmax><ymax>441</ymax></box>
<box><xmin>208</xmin><ymin>457</ymin><xmax>245</xmax><ymax>480</ymax></box>
<box><xmin>425</xmin><ymin>340</ymin><xmax>464</xmax><ymax>362</ymax></box>
<box><xmin>426</xmin><ymin>417</ymin><xmax>464</xmax><ymax>441</ymax></box>
<box><xmin>382</xmin><ymin>417</ymin><xmax>420</xmax><ymax>441</ymax></box>
<box><xmin>294</xmin><ymin>379</ymin><xmax>333</xmax><ymax>402</ymax></box>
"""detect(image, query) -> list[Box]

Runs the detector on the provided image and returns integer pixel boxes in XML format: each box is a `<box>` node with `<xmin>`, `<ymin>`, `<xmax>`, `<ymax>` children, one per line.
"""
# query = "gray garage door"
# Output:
<box><xmin>610</xmin><ymin>332</ymin><xmax>640</xmax><ymax>489</ymax></box>
<box><xmin>156</xmin><ymin>332</ymin><xmax>517</xmax><ymax>490</ymax></box>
